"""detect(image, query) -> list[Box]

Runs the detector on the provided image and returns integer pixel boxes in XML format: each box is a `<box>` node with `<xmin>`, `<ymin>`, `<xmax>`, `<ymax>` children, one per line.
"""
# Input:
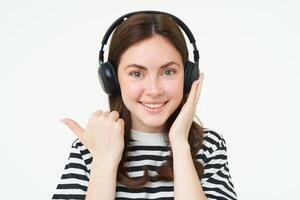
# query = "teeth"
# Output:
<box><xmin>143</xmin><ymin>103</ymin><xmax>164</xmax><ymax>108</ymax></box>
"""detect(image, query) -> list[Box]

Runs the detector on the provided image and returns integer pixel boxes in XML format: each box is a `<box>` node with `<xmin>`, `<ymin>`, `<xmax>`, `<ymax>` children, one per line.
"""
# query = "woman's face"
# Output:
<box><xmin>118</xmin><ymin>34</ymin><xmax>184</xmax><ymax>133</ymax></box>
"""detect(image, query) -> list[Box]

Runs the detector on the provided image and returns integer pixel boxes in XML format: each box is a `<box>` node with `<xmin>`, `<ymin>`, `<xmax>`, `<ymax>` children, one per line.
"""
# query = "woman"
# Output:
<box><xmin>52</xmin><ymin>11</ymin><xmax>237</xmax><ymax>200</ymax></box>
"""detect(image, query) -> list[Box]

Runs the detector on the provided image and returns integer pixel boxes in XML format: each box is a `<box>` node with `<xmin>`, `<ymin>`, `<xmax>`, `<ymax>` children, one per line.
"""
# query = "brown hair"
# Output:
<box><xmin>107</xmin><ymin>13</ymin><xmax>204</xmax><ymax>188</ymax></box>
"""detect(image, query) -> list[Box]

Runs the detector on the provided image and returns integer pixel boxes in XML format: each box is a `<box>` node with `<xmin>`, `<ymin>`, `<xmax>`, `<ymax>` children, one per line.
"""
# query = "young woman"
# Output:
<box><xmin>52</xmin><ymin>11</ymin><xmax>237</xmax><ymax>200</ymax></box>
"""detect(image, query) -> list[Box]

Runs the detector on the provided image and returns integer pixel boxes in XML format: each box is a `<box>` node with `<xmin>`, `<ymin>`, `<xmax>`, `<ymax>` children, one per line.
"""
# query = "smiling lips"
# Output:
<box><xmin>139</xmin><ymin>101</ymin><xmax>168</xmax><ymax>114</ymax></box>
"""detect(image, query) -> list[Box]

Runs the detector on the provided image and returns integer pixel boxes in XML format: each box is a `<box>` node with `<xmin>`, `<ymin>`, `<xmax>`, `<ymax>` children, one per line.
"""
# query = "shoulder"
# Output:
<box><xmin>196</xmin><ymin>128</ymin><xmax>228</xmax><ymax>166</ymax></box>
<box><xmin>199</xmin><ymin>129</ymin><xmax>237</xmax><ymax>199</ymax></box>
<box><xmin>202</xmin><ymin>127</ymin><xmax>227</xmax><ymax>152</ymax></box>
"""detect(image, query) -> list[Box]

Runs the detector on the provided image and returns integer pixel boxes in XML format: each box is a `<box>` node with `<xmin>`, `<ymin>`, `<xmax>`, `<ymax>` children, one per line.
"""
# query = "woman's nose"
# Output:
<box><xmin>145</xmin><ymin>77</ymin><xmax>163</xmax><ymax>97</ymax></box>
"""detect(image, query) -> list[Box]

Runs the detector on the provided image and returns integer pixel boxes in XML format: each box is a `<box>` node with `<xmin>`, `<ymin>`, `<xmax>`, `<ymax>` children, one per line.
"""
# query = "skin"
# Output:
<box><xmin>117</xmin><ymin>34</ymin><xmax>185</xmax><ymax>133</ymax></box>
<box><xmin>60</xmin><ymin>34</ymin><xmax>206</xmax><ymax>200</ymax></box>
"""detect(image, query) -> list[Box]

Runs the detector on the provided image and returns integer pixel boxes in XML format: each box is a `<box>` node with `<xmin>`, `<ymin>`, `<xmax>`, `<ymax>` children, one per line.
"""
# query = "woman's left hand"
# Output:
<box><xmin>168</xmin><ymin>73</ymin><xmax>204</xmax><ymax>148</ymax></box>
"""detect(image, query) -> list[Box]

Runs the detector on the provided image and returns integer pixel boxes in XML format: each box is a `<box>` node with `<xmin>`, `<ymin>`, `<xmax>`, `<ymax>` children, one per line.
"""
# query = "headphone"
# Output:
<box><xmin>98</xmin><ymin>10</ymin><xmax>200</xmax><ymax>95</ymax></box>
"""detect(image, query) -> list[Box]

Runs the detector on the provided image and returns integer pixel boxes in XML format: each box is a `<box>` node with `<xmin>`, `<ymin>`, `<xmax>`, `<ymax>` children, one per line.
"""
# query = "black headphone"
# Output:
<box><xmin>98</xmin><ymin>10</ymin><xmax>200</xmax><ymax>95</ymax></box>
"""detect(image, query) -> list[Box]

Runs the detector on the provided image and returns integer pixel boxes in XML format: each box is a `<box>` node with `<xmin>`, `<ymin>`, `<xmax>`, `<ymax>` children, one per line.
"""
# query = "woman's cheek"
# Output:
<box><xmin>125</xmin><ymin>82</ymin><xmax>144</xmax><ymax>99</ymax></box>
<box><xmin>164</xmin><ymin>80</ymin><xmax>183</xmax><ymax>98</ymax></box>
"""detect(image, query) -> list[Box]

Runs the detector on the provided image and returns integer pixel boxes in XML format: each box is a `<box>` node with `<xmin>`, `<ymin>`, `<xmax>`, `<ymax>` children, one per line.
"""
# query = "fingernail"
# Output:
<box><xmin>59</xmin><ymin>118</ymin><xmax>66</xmax><ymax>125</ymax></box>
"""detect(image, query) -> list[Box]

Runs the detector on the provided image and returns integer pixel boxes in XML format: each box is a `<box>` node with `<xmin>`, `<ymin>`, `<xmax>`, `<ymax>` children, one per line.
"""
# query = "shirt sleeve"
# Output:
<box><xmin>198</xmin><ymin>130</ymin><xmax>237</xmax><ymax>200</ymax></box>
<box><xmin>52</xmin><ymin>139</ymin><xmax>91</xmax><ymax>200</ymax></box>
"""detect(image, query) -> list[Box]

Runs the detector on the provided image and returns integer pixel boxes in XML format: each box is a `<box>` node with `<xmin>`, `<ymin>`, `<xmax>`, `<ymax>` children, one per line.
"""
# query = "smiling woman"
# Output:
<box><xmin>52</xmin><ymin>10</ymin><xmax>237</xmax><ymax>200</ymax></box>
<box><xmin>118</xmin><ymin>34</ymin><xmax>184</xmax><ymax>132</ymax></box>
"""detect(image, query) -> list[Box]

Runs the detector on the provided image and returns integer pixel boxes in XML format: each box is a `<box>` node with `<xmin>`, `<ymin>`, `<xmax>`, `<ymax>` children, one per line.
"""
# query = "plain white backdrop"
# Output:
<box><xmin>1</xmin><ymin>0</ymin><xmax>299</xmax><ymax>199</ymax></box>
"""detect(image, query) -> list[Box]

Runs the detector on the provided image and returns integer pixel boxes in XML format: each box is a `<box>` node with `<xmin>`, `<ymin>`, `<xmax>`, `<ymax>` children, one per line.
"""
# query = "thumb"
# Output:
<box><xmin>60</xmin><ymin>118</ymin><xmax>85</xmax><ymax>141</ymax></box>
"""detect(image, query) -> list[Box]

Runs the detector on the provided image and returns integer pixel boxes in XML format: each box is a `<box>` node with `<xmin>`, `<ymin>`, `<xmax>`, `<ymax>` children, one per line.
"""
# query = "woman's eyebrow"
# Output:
<box><xmin>124</xmin><ymin>61</ymin><xmax>180</xmax><ymax>70</ymax></box>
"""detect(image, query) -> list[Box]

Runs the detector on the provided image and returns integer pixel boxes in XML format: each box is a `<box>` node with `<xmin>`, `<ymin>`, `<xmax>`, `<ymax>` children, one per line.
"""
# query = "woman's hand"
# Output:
<box><xmin>169</xmin><ymin>73</ymin><xmax>204</xmax><ymax>148</ymax></box>
<box><xmin>60</xmin><ymin>110</ymin><xmax>125</xmax><ymax>167</ymax></box>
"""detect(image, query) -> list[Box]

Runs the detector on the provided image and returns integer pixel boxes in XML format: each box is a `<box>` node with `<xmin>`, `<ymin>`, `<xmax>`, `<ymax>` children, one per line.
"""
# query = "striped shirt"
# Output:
<box><xmin>52</xmin><ymin>128</ymin><xmax>237</xmax><ymax>199</ymax></box>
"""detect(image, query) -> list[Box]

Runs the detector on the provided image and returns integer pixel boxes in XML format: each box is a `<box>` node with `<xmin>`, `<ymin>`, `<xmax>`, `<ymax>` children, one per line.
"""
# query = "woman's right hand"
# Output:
<box><xmin>60</xmin><ymin>110</ymin><xmax>125</xmax><ymax>167</ymax></box>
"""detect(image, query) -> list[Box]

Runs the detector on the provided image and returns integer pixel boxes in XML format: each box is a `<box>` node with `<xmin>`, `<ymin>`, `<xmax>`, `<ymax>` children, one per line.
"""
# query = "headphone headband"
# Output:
<box><xmin>99</xmin><ymin>10</ymin><xmax>199</xmax><ymax>65</ymax></box>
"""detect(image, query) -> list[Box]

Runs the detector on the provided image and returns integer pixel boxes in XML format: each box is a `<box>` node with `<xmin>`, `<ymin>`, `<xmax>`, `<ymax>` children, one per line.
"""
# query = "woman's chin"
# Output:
<box><xmin>141</xmin><ymin>119</ymin><xmax>166</xmax><ymax>131</ymax></box>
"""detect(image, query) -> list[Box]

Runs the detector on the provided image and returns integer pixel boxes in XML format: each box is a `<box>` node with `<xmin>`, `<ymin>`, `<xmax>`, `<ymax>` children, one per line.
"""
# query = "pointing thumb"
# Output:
<box><xmin>60</xmin><ymin>118</ymin><xmax>85</xmax><ymax>141</ymax></box>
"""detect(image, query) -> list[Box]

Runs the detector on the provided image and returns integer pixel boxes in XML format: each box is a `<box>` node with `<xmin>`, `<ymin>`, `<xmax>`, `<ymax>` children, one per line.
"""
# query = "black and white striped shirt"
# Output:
<box><xmin>52</xmin><ymin>128</ymin><xmax>237</xmax><ymax>199</ymax></box>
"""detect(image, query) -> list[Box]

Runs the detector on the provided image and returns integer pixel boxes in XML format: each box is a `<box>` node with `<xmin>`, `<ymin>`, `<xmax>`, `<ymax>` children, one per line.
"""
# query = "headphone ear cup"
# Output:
<box><xmin>98</xmin><ymin>61</ymin><xmax>120</xmax><ymax>95</ymax></box>
<box><xmin>184</xmin><ymin>61</ymin><xmax>200</xmax><ymax>94</ymax></box>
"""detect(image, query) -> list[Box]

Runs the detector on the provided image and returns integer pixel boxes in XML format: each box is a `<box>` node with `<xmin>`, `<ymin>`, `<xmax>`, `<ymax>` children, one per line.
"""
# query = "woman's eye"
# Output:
<box><xmin>129</xmin><ymin>69</ymin><xmax>175</xmax><ymax>78</ymax></box>
<box><xmin>162</xmin><ymin>69</ymin><xmax>176</xmax><ymax>76</ymax></box>
<box><xmin>129</xmin><ymin>71</ymin><xmax>143</xmax><ymax>78</ymax></box>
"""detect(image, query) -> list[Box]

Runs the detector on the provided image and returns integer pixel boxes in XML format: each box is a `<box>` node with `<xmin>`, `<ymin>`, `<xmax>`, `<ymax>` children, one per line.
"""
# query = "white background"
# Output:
<box><xmin>1</xmin><ymin>0</ymin><xmax>299</xmax><ymax>199</ymax></box>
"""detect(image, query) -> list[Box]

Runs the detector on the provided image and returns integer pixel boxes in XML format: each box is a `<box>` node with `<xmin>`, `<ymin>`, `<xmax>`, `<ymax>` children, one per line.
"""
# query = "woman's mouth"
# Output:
<box><xmin>139</xmin><ymin>101</ymin><xmax>168</xmax><ymax>114</ymax></box>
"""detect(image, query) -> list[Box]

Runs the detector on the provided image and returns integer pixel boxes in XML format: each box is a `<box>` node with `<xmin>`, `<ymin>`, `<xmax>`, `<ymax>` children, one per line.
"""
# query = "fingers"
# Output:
<box><xmin>185</xmin><ymin>73</ymin><xmax>204</xmax><ymax>111</ymax></box>
<box><xmin>103</xmin><ymin>111</ymin><xmax>123</xmax><ymax>131</ymax></box>
<box><xmin>115</xmin><ymin>118</ymin><xmax>125</xmax><ymax>131</ymax></box>
<box><xmin>92</xmin><ymin>110</ymin><xmax>103</xmax><ymax>116</ymax></box>
<box><xmin>108</xmin><ymin>110</ymin><xmax>119</xmax><ymax>121</ymax></box>
<box><xmin>194</xmin><ymin>73</ymin><xmax>204</xmax><ymax>107</ymax></box>
<box><xmin>92</xmin><ymin>109</ymin><xmax>120</xmax><ymax>121</ymax></box>
<box><xmin>91</xmin><ymin>110</ymin><xmax>124</xmax><ymax>132</ymax></box>
<box><xmin>186</xmin><ymin>76</ymin><xmax>201</xmax><ymax>105</ymax></box>
<box><xmin>61</xmin><ymin>118</ymin><xmax>85</xmax><ymax>141</ymax></box>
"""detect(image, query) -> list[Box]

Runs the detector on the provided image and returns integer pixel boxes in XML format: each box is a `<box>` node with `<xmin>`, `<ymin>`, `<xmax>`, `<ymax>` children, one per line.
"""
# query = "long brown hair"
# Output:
<box><xmin>107</xmin><ymin>13</ymin><xmax>204</xmax><ymax>188</ymax></box>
